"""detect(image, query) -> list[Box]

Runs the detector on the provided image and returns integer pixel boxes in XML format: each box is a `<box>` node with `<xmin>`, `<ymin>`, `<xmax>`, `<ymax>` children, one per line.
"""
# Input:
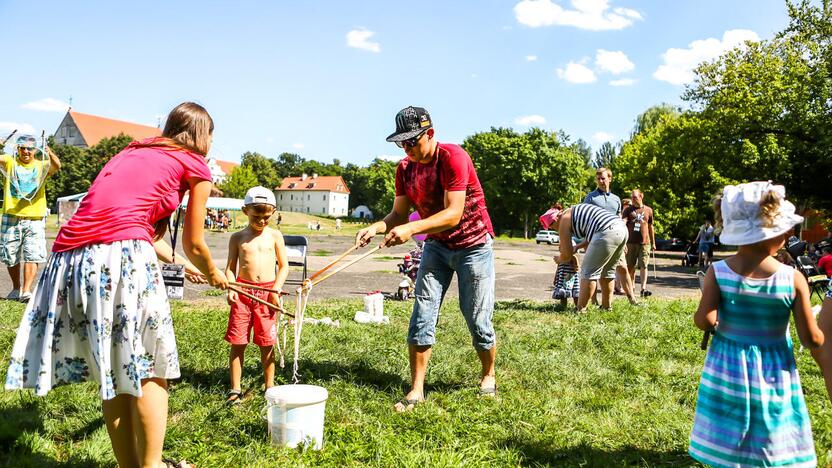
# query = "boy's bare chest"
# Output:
<box><xmin>239</xmin><ymin>237</ymin><xmax>275</xmax><ymax>257</ymax></box>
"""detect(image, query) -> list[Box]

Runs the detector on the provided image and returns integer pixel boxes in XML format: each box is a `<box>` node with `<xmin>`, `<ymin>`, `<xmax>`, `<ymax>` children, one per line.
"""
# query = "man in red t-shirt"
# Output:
<box><xmin>357</xmin><ymin>106</ymin><xmax>497</xmax><ymax>411</ymax></box>
<box><xmin>818</xmin><ymin>247</ymin><xmax>832</xmax><ymax>277</ymax></box>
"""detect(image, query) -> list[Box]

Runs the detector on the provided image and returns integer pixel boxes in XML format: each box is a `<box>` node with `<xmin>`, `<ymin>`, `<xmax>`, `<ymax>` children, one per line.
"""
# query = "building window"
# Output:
<box><xmin>306</xmin><ymin>207</ymin><xmax>310</xmax><ymax>213</ymax></box>
<box><xmin>280</xmin><ymin>194</ymin><xmax>283</xmax><ymax>200</ymax></box>
<box><xmin>290</xmin><ymin>195</ymin><xmax>293</xmax><ymax>200</ymax></box>
<box><xmin>323</xmin><ymin>194</ymin><xmax>327</xmax><ymax>200</ymax></box>
<box><xmin>307</xmin><ymin>194</ymin><xmax>310</xmax><ymax>200</ymax></box>
<box><xmin>322</xmin><ymin>207</ymin><xmax>325</xmax><ymax>214</ymax></box>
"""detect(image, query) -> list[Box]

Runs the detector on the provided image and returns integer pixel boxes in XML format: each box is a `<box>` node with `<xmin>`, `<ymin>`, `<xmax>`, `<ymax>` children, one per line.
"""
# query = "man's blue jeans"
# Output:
<box><xmin>407</xmin><ymin>236</ymin><xmax>496</xmax><ymax>351</ymax></box>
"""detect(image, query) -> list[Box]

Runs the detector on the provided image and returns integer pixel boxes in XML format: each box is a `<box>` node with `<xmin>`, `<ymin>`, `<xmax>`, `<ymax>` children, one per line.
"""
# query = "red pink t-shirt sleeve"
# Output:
<box><xmin>440</xmin><ymin>147</ymin><xmax>469</xmax><ymax>191</ymax></box>
<box><xmin>176</xmin><ymin>152</ymin><xmax>212</xmax><ymax>183</ymax></box>
<box><xmin>395</xmin><ymin>163</ymin><xmax>406</xmax><ymax>197</ymax></box>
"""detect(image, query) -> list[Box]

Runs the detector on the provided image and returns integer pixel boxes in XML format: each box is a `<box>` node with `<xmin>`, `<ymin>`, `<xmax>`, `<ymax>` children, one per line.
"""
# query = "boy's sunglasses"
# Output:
<box><xmin>395</xmin><ymin>131</ymin><xmax>426</xmax><ymax>148</ymax></box>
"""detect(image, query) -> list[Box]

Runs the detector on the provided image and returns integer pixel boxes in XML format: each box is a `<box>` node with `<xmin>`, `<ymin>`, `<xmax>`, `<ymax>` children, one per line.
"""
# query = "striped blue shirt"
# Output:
<box><xmin>570</xmin><ymin>203</ymin><xmax>622</xmax><ymax>240</ymax></box>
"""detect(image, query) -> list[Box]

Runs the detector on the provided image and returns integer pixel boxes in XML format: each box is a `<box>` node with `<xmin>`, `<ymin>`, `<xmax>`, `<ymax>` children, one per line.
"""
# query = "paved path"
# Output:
<box><xmin>7</xmin><ymin>228</ymin><xmax>704</xmax><ymax>306</ymax></box>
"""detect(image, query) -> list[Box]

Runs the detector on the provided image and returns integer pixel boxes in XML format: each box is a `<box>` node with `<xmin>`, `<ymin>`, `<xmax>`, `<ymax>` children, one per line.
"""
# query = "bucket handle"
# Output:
<box><xmin>261</xmin><ymin>398</ymin><xmax>309</xmax><ymax>446</ymax></box>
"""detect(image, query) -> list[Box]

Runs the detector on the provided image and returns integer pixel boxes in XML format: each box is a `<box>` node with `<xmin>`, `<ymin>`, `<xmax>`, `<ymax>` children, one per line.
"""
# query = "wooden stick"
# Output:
<box><xmin>310</xmin><ymin>244</ymin><xmax>384</xmax><ymax>287</ymax></box>
<box><xmin>229</xmin><ymin>281</ymin><xmax>290</xmax><ymax>296</ymax></box>
<box><xmin>1</xmin><ymin>129</ymin><xmax>17</xmax><ymax>146</ymax></box>
<box><xmin>227</xmin><ymin>285</ymin><xmax>293</xmax><ymax>317</ymax></box>
<box><xmin>307</xmin><ymin>244</ymin><xmax>360</xmax><ymax>281</ymax></box>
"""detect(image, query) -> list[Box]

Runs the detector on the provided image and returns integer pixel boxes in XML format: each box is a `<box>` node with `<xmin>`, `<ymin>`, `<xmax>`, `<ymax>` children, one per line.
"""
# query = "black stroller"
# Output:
<box><xmin>681</xmin><ymin>242</ymin><xmax>698</xmax><ymax>267</ymax></box>
<box><xmin>786</xmin><ymin>237</ymin><xmax>830</xmax><ymax>301</ymax></box>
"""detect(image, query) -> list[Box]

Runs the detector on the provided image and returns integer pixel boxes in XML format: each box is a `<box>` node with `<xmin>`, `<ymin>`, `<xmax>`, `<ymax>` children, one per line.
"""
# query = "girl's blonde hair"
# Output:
<box><xmin>134</xmin><ymin>102</ymin><xmax>214</xmax><ymax>156</ymax></box>
<box><xmin>712</xmin><ymin>187</ymin><xmax>782</xmax><ymax>235</ymax></box>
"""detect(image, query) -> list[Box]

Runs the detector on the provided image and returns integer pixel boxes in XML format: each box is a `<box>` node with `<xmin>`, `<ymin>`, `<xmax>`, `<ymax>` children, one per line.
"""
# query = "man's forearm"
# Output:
<box><xmin>407</xmin><ymin>208</ymin><xmax>461</xmax><ymax>235</ymax></box>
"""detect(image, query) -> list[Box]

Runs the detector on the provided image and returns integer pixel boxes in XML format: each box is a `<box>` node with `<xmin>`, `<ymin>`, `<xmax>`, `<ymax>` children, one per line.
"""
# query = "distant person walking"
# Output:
<box><xmin>692</xmin><ymin>220</ymin><xmax>716</xmax><ymax>268</ymax></box>
<box><xmin>622</xmin><ymin>189</ymin><xmax>655</xmax><ymax>297</ymax></box>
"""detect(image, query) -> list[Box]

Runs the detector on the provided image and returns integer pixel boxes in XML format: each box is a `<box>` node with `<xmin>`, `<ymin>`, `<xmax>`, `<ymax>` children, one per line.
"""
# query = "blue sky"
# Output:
<box><xmin>1</xmin><ymin>0</ymin><xmax>792</xmax><ymax>165</ymax></box>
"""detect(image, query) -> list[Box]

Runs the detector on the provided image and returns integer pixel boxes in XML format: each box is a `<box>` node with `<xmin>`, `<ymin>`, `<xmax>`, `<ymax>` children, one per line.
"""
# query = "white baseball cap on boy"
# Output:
<box><xmin>718</xmin><ymin>181</ymin><xmax>803</xmax><ymax>246</ymax></box>
<box><xmin>244</xmin><ymin>186</ymin><xmax>276</xmax><ymax>207</ymax></box>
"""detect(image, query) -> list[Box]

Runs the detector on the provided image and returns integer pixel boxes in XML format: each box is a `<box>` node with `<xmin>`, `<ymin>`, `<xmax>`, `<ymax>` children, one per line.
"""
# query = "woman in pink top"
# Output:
<box><xmin>5</xmin><ymin>102</ymin><xmax>228</xmax><ymax>468</ymax></box>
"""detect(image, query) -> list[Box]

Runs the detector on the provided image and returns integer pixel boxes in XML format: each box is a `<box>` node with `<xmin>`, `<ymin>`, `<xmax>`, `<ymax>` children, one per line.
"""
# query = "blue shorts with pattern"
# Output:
<box><xmin>408</xmin><ymin>235</ymin><xmax>496</xmax><ymax>351</ymax></box>
<box><xmin>0</xmin><ymin>215</ymin><xmax>47</xmax><ymax>266</ymax></box>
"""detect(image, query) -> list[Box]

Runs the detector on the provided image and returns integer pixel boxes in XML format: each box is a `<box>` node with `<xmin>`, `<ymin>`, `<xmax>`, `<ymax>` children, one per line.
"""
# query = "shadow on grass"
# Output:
<box><xmin>496</xmin><ymin>299</ymin><xmax>572</xmax><ymax>314</ymax></box>
<box><xmin>503</xmin><ymin>438</ymin><xmax>691</xmax><ymax>466</ymax></box>
<box><xmin>291</xmin><ymin>359</ymin><xmax>406</xmax><ymax>392</ymax></box>
<box><xmin>0</xmin><ymin>402</ymin><xmax>101</xmax><ymax>467</ymax></box>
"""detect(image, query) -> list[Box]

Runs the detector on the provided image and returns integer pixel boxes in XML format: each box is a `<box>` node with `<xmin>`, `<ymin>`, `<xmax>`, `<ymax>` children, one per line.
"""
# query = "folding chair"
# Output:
<box><xmin>282</xmin><ymin>235</ymin><xmax>308</xmax><ymax>287</ymax></box>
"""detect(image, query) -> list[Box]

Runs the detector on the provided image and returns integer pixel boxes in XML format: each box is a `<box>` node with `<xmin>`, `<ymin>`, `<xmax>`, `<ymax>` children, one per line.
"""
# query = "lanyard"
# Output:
<box><xmin>169</xmin><ymin>208</ymin><xmax>181</xmax><ymax>263</ymax></box>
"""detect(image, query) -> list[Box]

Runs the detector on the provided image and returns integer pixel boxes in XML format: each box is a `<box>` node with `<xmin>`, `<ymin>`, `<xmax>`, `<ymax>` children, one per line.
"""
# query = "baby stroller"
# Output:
<box><xmin>395</xmin><ymin>246</ymin><xmax>422</xmax><ymax>300</ymax></box>
<box><xmin>786</xmin><ymin>236</ymin><xmax>829</xmax><ymax>302</ymax></box>
<box><xmin>681</xmin><ymin>242</ymin><xmax>698</xmax><ymax>267</ymax></box>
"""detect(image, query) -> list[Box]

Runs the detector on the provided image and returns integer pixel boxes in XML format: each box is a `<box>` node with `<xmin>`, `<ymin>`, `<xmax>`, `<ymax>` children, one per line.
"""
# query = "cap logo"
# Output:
<box><xmin>419</xmin><ymin>115</ymin><xmax>431</xmax><ymax>128</ymax></box>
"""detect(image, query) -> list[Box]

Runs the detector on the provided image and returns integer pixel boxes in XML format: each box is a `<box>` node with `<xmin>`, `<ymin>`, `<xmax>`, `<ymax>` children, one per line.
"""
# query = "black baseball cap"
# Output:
<box><xmin>385</xmin><ymin>106</ymin><xmax>432</xmax><ymax>142</ymax></box>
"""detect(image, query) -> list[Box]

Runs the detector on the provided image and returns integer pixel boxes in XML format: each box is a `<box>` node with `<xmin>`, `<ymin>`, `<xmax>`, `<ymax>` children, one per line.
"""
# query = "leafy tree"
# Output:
<box><xmin>360</xmin><ymin>159</ymin><xmax>398</xmax><ymax>218</ymax></box>
<box><xmin>593</xmin><ymin>141</ymin><xmax>617</xmax><ymax>169</ymax></box>
<box><xmin>241</xmin><ymin>151</ymin><xmax>281</xmax><ymax>189</ymax></box>
<box><xmin>219</xmin><ymin>165</ymin><xmax>259</xmax><ymax>199</ymax></box>
<box><xmin>632</xmin><ymin>104</ymin><xmax>680</xmax><ymax>136</ymax></box>
<box><xmin>273</xmin><ymin>152</ymin><xmax>303</xmax><ymax>178</ymax></box>
<box><xmin>683</xmin><ymin>0</ymin><xmax>832</xmax><ymax>212</ymax></box>
<box><xmin>464</xmin><ymin>127</ymin><xmax>590</xmax><ymax>237</ymax></box>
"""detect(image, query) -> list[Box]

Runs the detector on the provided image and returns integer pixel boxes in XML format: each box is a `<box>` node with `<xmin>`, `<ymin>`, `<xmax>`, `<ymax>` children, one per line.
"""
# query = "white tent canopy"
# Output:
<box><xmin>54</xmin><ymin>192</ymin><xmax>245</xmax><ymax>211</ymax></box>
<box><xmin>57</xmin><ymin>192</ymin><xmax>87</xmax><ymax>202</ymax></box>
<box><xmin>179</xmin><ymin>196</ymin><xmax>245</xmax><ymax>210</ymax></box>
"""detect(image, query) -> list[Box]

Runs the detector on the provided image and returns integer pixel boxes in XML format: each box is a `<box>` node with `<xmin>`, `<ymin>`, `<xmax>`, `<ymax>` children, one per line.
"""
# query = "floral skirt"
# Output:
<box><xmin>5</xmin><ymin>240</ymin><xmax>180</xmax><ymax>400</ymax></box>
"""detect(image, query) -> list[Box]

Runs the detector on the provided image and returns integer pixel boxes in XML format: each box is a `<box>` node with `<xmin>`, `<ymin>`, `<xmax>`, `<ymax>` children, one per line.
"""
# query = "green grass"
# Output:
<box><xmin>2</xmin><ymin>298</ymin><xmax>832</xmax><ymax>466</ymax></box>
<box><xmin>312</xmin><ymin>250</ymin><xmax>335</xmax><ymax>257</ymax></box>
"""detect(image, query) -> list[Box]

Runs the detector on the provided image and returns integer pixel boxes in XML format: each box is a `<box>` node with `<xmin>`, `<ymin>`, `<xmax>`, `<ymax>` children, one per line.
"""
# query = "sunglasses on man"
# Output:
<box><xmin>395</xmin><ymin>131</ymin><xmax>426</xmax><ymax>148</ymax></box>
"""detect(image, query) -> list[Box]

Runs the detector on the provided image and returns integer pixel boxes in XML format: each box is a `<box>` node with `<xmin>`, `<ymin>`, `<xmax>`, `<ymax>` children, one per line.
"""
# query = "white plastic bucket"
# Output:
<box><xmin>262</xmin><ymin>385</ymin><xmax>328</xmax><ymax>450</ymax></box>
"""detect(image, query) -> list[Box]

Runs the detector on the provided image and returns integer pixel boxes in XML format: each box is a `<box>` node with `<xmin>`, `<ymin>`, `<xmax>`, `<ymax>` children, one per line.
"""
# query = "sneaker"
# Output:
<box><xmin>19</xmin><ymin>292</ymin><xmax>32</xmax><ymax>303</ymax></box>
<box><xmin>6</xmin><ymin>289</ymin><xmax>19</xmax><ymax>301</ymax></box>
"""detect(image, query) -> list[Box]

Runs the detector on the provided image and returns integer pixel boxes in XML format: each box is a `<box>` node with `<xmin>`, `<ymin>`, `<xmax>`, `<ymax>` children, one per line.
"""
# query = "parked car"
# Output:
<box><xmin>655</xmin><ymin>237</ymin><xmax>687</xmax><ymax>251</ymax></box>
<box><xmin>535</xmin><ymin>230</ymin><xmax>559</xmax><ymax>244</ymax></box>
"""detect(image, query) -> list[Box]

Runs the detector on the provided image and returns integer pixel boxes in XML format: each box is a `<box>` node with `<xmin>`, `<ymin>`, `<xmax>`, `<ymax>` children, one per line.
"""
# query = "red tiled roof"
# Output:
<box><xmin>277</xmin><ymin>176</ymin><xmax>350</xmax><ymax>194</ymax></box>
<box><xmin>69</xmin><ymin>111</ymin><xmax>161</xmax><ymax>147</ymax></box>
<box><xmin>215</xmin><ymin>160</ymin><xmax>239</xmax><ymax>175</ymax></box>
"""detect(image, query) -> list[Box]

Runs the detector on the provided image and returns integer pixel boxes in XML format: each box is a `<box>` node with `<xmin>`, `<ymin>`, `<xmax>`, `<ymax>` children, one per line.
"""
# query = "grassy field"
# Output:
<box><xmin>2</xmin><ymin>297</ymin><xmax>832</xmax><ymax>467</ymax></box>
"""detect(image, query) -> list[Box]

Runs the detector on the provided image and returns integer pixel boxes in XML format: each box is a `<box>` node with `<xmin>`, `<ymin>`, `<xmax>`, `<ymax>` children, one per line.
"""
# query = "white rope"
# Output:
<box><xmin>292</xmin><ymin>280</ymin><xmax>311</xmax><ymax>383</ymax></box>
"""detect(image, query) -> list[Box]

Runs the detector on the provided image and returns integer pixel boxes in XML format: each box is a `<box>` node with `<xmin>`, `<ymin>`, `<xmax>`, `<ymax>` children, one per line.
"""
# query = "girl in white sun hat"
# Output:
<box><xmin>689</xmin><ymin>181</ymin><xmax>824</xmax><ymax>467</ymax></box>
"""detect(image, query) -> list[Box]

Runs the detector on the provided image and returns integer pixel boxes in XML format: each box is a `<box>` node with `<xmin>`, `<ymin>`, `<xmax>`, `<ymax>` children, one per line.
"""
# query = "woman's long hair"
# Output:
<box><xmin>141</xmin><ymin>102</ymin><xmax>214</xmax><ymax>240</ymax></box>
<box><xmin>134</xmin><ymin>102</ymin><xmax>214</xmax><ymax>156</ymax></box>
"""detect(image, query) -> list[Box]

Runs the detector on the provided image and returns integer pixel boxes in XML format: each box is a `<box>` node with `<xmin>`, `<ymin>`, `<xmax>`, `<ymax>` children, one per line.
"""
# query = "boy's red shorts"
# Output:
<box><xmin>225</xmin><ymin>278</ymin><xmax>277</xmax><ymax>346</ymax></box>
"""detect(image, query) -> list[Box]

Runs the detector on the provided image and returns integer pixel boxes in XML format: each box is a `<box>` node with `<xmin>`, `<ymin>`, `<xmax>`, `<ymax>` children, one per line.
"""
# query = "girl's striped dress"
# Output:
<box><xmin>689</xmin><ymin>260</ymin><xmax>816</xmax><ymax>467</ymax></box>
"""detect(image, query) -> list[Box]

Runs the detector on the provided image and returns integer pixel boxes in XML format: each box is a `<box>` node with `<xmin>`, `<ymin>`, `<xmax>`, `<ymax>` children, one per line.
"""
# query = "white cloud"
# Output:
<box><xmin>346</xmin><ymin>28</ymin><xmax>381</xmax><ymax>53</ymax></box>
<box><xmin>609</xmin><ymin>78</ymin><xmax>636</xmax><ymax>86</ymax></box>
<box><xmin>592</xmin><ymin>131</ymin><xmax>614</xmax><ymax>143</ymax></box>
<box><xmin>377</xmin><ymin>154</ymin><xmax>403</xmax><ymax>162</ymax></box>
<box><xmin>471</xmin><ymin>73</ymin><xmax>479</xmax><ymax>78</ymax></box>
<box><xmin>556</xmin><ymin>60</ymin><xmax>596</xmax><ymax>83</ymax></box>
<box><xmin>514</xmin><ymin>0</ymin><xmax>642</xmax><ymax>31</ymax></box>
<box><xmin>595</xmin><ymin>49</ymin><xmax>634</xmax><ymax>75</ymax></box>
<box><xmin>526</xmin><ymin>55</ymin><xmax>538</xmax><ymax>62</ymax></box>
<box><xmin>514</xmin><ymin>114</ymin><xmax>547</xmax><ymax>126</ymax></box>
<box><xmin>653</xmin><ymin>29</ymin><xmax>759</xmax><ymax>85</ymax></box>
<box><xmin>0</xmin><ymin>122</ymin><xmax>37</xmax><ymax>138</ymax></box>
<box><xmin>265</xmin><ymin>137</ymin><xmax>275</xmax><ymax>143</ymax></box>
<box><xmin>292</xmin><ymin>143</ymin><xmax>305</xmax><ymax>149</ymax></box>
<box><xmin>20</xmin><ymin>98</ymin><xmax>69</xmax><ymax>113</ymax></box>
